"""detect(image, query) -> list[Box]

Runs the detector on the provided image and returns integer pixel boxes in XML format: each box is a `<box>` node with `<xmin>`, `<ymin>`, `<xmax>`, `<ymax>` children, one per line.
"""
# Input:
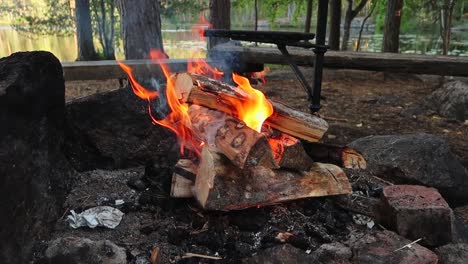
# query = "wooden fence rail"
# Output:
<box><xmin>61</xmin><ymin>48</ymin><xmax>468</xmax><ymax>81</ymax></box>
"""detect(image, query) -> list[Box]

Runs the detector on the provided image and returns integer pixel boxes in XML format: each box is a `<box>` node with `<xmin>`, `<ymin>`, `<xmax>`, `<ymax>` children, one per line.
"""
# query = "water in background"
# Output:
<box><xmin>0</xmin><ymin>24</ymin><xmax>467</xmax><ymax>62</ymax></box>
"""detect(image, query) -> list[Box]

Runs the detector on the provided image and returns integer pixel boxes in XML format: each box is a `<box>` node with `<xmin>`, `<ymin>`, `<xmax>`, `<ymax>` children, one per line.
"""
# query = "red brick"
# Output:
<box><xmin>379</xmin><ymin>185</ymin><xmax>453</xmax><ymax>247</ymax></box>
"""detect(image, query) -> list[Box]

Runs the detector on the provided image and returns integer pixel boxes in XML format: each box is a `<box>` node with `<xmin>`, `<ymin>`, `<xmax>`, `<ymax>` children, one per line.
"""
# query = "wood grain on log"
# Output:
<box><xmin>188</xmin><ymin>105</ymin><xmax>278</xmax><ymax>169</ymax></box>
<box><xmin>170</xmin><ymin>159</ymin><xmax>197</xmax><ymax>198</ymax></box>
<box><xmin>194</xmin><ymin>147</ymin><xmax>352</xmax><ymax>210</ymax></box>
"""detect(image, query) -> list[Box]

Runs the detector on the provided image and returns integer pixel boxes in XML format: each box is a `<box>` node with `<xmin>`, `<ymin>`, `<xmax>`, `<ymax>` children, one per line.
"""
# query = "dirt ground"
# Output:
<box><xmin>65</xmin><ymin>67</ymin><xmax>468</xmax><ymax>168</ymax></box>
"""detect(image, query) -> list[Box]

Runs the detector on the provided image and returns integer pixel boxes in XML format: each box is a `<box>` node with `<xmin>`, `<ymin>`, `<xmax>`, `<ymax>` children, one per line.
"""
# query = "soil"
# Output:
<box><xmin>51</xmin><ymin>68</ymin><xmax>468</xmax><ymax>263</ymax></box>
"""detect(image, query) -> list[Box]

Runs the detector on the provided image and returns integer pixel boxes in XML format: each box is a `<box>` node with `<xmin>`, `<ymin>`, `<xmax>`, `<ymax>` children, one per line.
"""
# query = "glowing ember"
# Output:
<box><xmin>267</xmin><ymin>133</ymin><xmax>298</xmax><ymax>163</ymax></box>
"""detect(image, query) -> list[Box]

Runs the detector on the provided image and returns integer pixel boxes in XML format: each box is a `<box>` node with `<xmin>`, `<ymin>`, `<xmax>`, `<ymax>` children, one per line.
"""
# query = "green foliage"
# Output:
<box><xmin>160</xmin><ymin>0</ymin><xmax>208</xmax><ymax>26</ymax></box>
<box><xmin>12</xmin><ymin>0</ymin><xmax>74</xmax><ymax>36</ymax></box>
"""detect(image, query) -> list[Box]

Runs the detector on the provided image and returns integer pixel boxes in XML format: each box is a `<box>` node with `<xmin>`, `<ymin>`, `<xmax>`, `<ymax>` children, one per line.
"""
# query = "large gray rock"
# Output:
<box><xmin>435</xmin><ymin>243</ymin><xmax>468</xmax><ymax>264</ymax></box>
<box><xmin>45</xmin><ymin>236</ymin><xmax>127</xmax><ymax>264</ymax></box>
<box><xmin>348</xmin><ymin>133</ymin><xmax>468</xmax><ymax>203</ymax></box>
<box><xmin>0</xmin><ymin>51</ymin><xmax>74</xmax><ymax>264</ymax></box>
<box><xmin>425</xmin><ymin>80</ymin><xmax>468</xmax><ymax>121</ymax></box>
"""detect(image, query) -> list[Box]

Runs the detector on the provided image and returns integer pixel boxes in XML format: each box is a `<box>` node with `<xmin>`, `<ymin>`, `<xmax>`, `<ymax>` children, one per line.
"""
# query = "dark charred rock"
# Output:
<box><xmin>167</xmin><ymin>227</ymin><xmax>189</xmax><ymax>246</ymax></box>
<box><xmin>0</xmin><ymin>51</ymin><xmax>74</xmax><ymax>264</ymax></box>
<box><xmin>44</xmin><ymin>236</ymin><xmax>127</xmax><ymax>264</ymax></box>
<box><xmin>229</xmin><ymin>208</ymin><xmax>269</xmax><ymax>232</ymax></box>
<box><xmin>349</xmin><ymin>230</ymin><xmax>438</xmax><ymax>264</ymax></box>
<box><xmin>310</xmin><ymin>242</ymin><xmax>352</xmax><ymax>264</ymax></box>
<box><xmin>64</xmin><ymin>86</ymin><xmax>178</xmax><ymax>171</ymax></box>
<box><xmin>348</xmin><ymin>133</ymin><xmax>468</xmax><ymax>204</ymax></box>
<box><xmin>435</xmin><ymin>243</ymin><xmax>468</xmax><ymax>264</ymax></box>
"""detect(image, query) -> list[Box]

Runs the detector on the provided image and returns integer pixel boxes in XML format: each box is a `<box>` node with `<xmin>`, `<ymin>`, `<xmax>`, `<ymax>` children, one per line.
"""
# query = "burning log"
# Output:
<box><xmin>188</xmin><ymin>105</ymin><xmax>278</xmax><ymax>169</ymax></box>
<box><xmin>268</xmin><ymin>132</ymin><xmax>314</xmax><ymax>171</ymax></box>
<box><xmin>303</xmin><ymin>142</ymin><xmax>367</xmax><ymax>169</ymax></box>
<box><xmin>173</xmin><ymin>73</ymin><xmax>329</xmax><ymax>142</ymax></box>
<box><xmin>194</xmin><ymin>146</ymin><xmax>352</xmax><ymax>211</ymax></box>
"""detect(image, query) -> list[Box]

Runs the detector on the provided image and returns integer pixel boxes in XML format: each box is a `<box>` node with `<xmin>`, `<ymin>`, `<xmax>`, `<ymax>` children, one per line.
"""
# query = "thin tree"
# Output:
<box><xmin>75</xmin><ymin>0</ymin><xmax>98</xmax><ymax>60</ymax></box>
<box><xmin>341</xmin><ymin>0</ymin><xmax>368</xmax><ymax>51</ymax></box>
<box><xmin>328</xmin><ymin>0</ymin><xmax>341</xmax><ymax>50</ymax></box>
<box><xmin>118</xmin><ymin>0</ymin><xmax>165</xmax><ymax>59</ymax></box>
<box><xmin>305</xmin><ymin>0</ymin><xmax>313</xmax><ymax>33</ymax></box>
<box><xmin>356</xmin><ymin>0</ymin><xmax>377</xmax><ymax>51</ymax></box>
<box><xmin>208</xmin><ymin>0</ymin><xmax>231</xmax><ymax>49</ymax></box>
<box><xmin>438</xmin><ymin>0</ymin><xmax>456</xmax><ymax>55</ymax></box>
<box><xmin>91</xmin><ymin>0</ymin><xmax>116</xmax><ymax>59</ymax></box>
<box><xmin>382</xmin><ymin>0</ymin><xmax>404</xmax><ymax>52</ymax></box>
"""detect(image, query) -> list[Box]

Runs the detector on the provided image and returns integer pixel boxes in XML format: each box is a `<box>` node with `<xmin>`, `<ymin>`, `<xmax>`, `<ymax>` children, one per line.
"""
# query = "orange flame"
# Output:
<box><xmin>250</xmin><ymin>66</ymin><xmax>270</xmax><ymax>84</ymax></box>
<box><xmin>267</xmin><ymin>133</ymin><xmax>298</xmax><ymax>163</ymax></box>
<box><xmin>187</xmin><ymin>57</ymin><xmax>224</xmax><ymax>81</ymax></box>
<box><xmin>120</xmin><ymin>49</ymin><xmax>274</xmax><ymax>156</ymax></box>
<box><xmin>227</xmin><ymin>73</ymin><xmax>273</xmax><ymax>132</ymax></box>
<box><xmin>191</xmin><ymin>15</ymin><xmax>211</xmax><ymax>41</ymax></box>
<box><xmin>119</xmin><ymin>50</ymin><xmax>199</xmax><ymax>155</ymax></box>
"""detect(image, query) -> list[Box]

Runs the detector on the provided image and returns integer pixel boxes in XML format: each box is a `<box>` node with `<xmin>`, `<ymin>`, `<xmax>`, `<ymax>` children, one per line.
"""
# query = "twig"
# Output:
<box><xmin>59</xmin><ymin>207</ymin><xmax>70</xmax><ymax>221</ymax></box>
<box><xmin>182</xmin><ymin>253</ymin><xmax>222</xmax><ymax>260</ymax></box>
<box><xmin>323</xmin><ymin>116</ymin><xmax>348</xmax><ymax>122</ymax></box>
<box><xmin>393</xmin><ymin>238</ymin><xmax>423</xmax><ymax>252</ymax></box>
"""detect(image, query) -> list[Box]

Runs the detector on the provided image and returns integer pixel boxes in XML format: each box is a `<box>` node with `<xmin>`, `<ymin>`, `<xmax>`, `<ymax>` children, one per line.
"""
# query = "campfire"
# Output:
<box><xmin>118</xmin><ymin>49</ymin><xmax>364</xmax><ymax>211</ymax></box>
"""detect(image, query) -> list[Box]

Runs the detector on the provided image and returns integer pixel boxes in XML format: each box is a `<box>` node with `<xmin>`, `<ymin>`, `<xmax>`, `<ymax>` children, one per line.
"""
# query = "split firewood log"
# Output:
<box><xmin>194</xmin><ymin>146</ymin><xmax>352</xmax><ymax>211</ymax></box>
<box><xmin>188</xmin><ymin>104</ymin><xmax>278</xmax><ymax>169</ymax></box>
<box><xmin>302</xmin><ymin>142</ymin><xmax>367</xmax><ymax>169</ymax></box>
<box><xmin>173</xmin><ymin>73</ymin><xmax>328</xmax><ymax>142</ymax></box>
<box><xmin>267</xmin><ymin>131</ymin><xmax>314</xmax><ymax>171</ymax></box>
<box><xmin>170</xmin><ymin>159</ymin><xmax>197</xmax><ymax>198</ymax></box>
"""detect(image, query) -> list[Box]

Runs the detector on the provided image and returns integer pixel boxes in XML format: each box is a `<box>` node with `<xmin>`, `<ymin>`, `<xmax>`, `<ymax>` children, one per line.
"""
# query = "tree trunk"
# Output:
<box><xmin>305</xmin><ymin>0</ymin><xmax>313</xmax><ymax>33</ymax></box>
<box><xmin>440</xmin><ymin>0</ymin><xmax>456</xmax><ymax>55</ymax></box>
<box><xmin>329</xmin><ymin>0</ymin><xmax>341</xmax><ymax>50</ymax></box>
<box><xmin>342</xmin><ymin>0</ymin><xmax>368</xmax><ymax>51</ymax></box>
<box><xmin>118</xmin><ymin>0</ymin><xmax>165</xmax><ymax>59</ymax></box>
<box><xmin>208</xmin><ymin>0</ymin><xmax>231</xmax><ymax>49</ymax></box>
<box><xmin>382</xmin><ymin>0</ymin><xmax>404</xmax><ymax>53</ymax></box>
<box><xmin>341</xmin><ymin>0</ymin><xmax>353</xmax><ymax>50</ymax></box>
<box><xmin>75</xmin><ymin>0</ymin><xmax>97</xmax><ymax>60</ymax></box>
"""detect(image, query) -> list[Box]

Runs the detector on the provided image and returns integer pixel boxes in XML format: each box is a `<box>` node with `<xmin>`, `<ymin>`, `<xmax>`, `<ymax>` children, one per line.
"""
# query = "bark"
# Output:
<box><xmin>208</xmin><ymin>0</ymin><xmax>231</xmax><ymax>49</ymax></box>
<box><xmin>75</xmin><ymin>0</ymin><xmax>97</xmax><ymax>60</ymax></box>
<box><xmin>303</xmin><ymin>142</ymin><xmax>367</xmax><ymax>169</ymax></box>
<box><xmin>194</xmin><ymin>147</ymin><xmax>352</xmax><ymax>211</ymax></box>
<box><xmin>305</xmin><ymin>0</ymin><xmax>314</xmax><ymax>33</ymax></box>
<box><xmin>382</xmin><ymin>0</ymin><xmax>404</xmax><ymax>53</ymax></box>
<box><xmin>268</xmin><ymin>133</ymin><xmax>314</xmax><ymax>171</ymax></box>
<box><xmin>118</xmin><ymin>0</ymin><xmax>165</xmax><ymax>59</ymax></box>
<box><xmin>342</xmin><ymin>0</ymin><xmax>368</xmax><ymax>51</ymax></box>
<box><xmin>329</xmin><ymin>0</ymin><xmax>341</xmax><ymax>50</ymax></box>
